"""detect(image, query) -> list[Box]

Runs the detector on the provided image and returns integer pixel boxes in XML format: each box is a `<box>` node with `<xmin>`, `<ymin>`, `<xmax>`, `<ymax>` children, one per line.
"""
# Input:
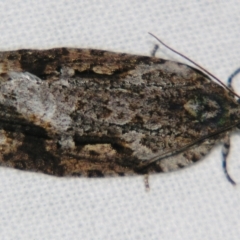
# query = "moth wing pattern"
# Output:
<box><xmin>0</xmin><ymin>48</ymin><xmax>239</xmax><ymax>179</ymax></box>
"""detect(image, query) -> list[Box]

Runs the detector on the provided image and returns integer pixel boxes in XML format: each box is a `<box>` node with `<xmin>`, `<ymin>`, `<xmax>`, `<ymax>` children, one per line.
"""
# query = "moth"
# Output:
<box><xmin>0</xmin><ymin>34</ymin><xmax>239</xmax><ymax>184</ymax></box>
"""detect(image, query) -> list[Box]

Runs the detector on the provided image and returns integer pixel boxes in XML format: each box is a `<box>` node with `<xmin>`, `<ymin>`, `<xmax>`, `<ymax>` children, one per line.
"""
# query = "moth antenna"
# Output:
<box><xmin>148</xmin><ymin>32</ymin><xmax>240</xmax><ymax>99</ymax></box>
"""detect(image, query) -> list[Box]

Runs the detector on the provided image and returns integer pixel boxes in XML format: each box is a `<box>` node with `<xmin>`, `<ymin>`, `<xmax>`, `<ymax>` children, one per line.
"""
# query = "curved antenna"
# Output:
<box><xmin>148</xmin><ymin>32</ymin><xmax>240</xmax><ymax>99</ymax></box>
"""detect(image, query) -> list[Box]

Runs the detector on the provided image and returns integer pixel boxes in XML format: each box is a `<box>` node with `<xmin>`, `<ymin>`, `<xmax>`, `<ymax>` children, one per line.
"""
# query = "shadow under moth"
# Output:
<box><xmin>0</xmin><ymin>34</ymin><xmax>239</xmax><ymax>185</ymax></box>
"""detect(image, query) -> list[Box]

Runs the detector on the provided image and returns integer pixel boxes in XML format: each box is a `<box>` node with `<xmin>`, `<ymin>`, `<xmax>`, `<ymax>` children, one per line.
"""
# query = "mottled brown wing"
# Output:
<box><xmin>0</xmin><ymin>48</ymin><xmax>239</xmax><ymax>177</ymax></box>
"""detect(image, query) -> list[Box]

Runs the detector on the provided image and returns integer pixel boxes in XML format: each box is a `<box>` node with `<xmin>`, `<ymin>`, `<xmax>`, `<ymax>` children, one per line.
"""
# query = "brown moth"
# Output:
<box><xmin>0</xmin><ymin>36</ymin><xmax>239</xmax><ymax>183</ymax></box>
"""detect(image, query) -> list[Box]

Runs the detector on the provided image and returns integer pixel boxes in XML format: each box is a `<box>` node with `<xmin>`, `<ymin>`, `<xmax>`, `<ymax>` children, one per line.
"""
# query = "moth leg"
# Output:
<box><xmin>222</xmin><ymin>133</ymin><xmax>236</xmax><ymax>185</ymax></box>
<box><xmin>151</xmin><ymin>44</ymin><xmax>159</xmax><ymax>57</ymax></box>
<box><xmin>227</xmin><ymin>68</ymin><xmax>240</xmax><ymax>92</ymax></box>
<box><xmin>144</xmin><ymin>174</ymin><xmax>150</xmax><ymax>191</ymax></box>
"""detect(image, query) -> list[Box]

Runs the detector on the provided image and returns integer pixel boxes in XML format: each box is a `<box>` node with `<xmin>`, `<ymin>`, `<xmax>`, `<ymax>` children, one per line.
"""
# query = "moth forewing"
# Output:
<box><xmin>0</xmin><ymin>44</ymin><xmax>239</xmax><ymax>184</ymax></box>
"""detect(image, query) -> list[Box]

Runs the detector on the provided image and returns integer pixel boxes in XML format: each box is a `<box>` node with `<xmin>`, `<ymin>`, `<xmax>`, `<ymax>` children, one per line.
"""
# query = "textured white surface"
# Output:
<box><xmin>0</xmin><ymin>1</ymin><xmax>240</xmax><ymax>240</ymax></box>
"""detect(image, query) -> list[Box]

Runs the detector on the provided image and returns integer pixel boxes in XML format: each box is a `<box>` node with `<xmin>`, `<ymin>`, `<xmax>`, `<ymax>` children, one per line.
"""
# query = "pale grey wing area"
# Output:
<box><xmin>152</xmin><ymin>132</ymin><xmax>228</xmax><ymax>172</ymax></box>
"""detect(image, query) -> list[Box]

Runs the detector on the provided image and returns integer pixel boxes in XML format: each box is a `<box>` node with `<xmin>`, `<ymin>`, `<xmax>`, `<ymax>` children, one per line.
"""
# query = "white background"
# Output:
<box><xmin>0</xmin><ymin>1</ymin><xmax>240</xmax><ymax>239</ymax></box>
